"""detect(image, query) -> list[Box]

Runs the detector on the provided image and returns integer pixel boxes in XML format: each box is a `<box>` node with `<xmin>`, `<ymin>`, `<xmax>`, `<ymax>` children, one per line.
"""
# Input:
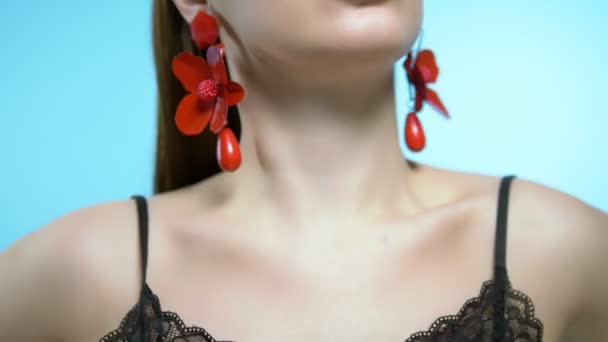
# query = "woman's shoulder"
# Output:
<box><xmin>506</xmin><ymin>176</ymin><xmax>607</xmax><ymax>339</ymax></box>
<box><xmin>444</xmin><ymin>169</ymin><xmax>607</xmax><ymax>267</ymax></box>
<box><xmin>494</xmin><ymin>174</ymin><xmax>607</xmax><ymax>264</ymax></box>
<box><xmin>0</xmin><ymin>197</ymin><xmax>150</xmax><ymax>341</ymax></box>
<box><xmin>421</xmin><ymin>166</ymin><xmax>606</xmax><ymax>230</ymax></box>
<box><xmin>443</xmin><ymin>169</ymin><xmax>608</xmax><ymax>339</ymax></box>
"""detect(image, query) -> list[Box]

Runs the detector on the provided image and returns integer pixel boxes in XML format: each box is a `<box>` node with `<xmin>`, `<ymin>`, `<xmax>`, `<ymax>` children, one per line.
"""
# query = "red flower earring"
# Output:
<box><xmin>171</xmin><ymin>10</ymin><xmax>246</xmax><ymax>172</ymax></box>
<box><xmin>403</xmin><ymin>40</ymin><xmax>449</xmax><ymax>152</ymax></box>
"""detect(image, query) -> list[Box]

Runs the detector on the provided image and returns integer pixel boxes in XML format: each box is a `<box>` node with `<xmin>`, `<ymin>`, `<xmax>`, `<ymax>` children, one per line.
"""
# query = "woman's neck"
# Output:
<box><xmin>200</xmin><ymin>62</ymin><xmax>429</xmax><ymax>230</ymax></box>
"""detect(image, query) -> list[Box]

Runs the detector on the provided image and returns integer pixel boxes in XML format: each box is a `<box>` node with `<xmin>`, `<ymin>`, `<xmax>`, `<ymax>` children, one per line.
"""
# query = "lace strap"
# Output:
<box><xmin>131</xmin><ymin>195</ymin><xmax>149</xmax><ymax>287</ymax></box>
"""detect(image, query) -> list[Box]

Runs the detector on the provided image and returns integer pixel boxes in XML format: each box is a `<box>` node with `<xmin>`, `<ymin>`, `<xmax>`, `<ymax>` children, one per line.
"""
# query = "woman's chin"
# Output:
<box><xmin>306</xmin><ymin>29</ymin><xmax>414</xmax><ymax>75</ymax></box>
<box><xmin>328</xmin><ymin>2</ymin><xmax>420</xmax><ymax>52</ymax></box>
<box><xmin>328</xmin><ymin>31</ymin><xmax>414</xmax><ymax>61</ymax></box>
<box><xmin>236</xmin><ymin>0</ymin><xmax>421</xmax><ymax>89</ymax></box>
<box><xmin>305</xmin><ymin>5</ymin><xmax>420</xmax><ymax>66</ymax></box>
<box><xmin>257</xmin><ymin>32</ymin><xmax>410</xmax><ymax>90</ymax></box>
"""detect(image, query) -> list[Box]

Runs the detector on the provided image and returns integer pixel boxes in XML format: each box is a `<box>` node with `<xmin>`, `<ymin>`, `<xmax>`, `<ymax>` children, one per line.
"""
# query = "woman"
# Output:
<box><xmin>1</xmin><ymin>0</ymin><xmax>606</xmax><ymax>341</ymax></box>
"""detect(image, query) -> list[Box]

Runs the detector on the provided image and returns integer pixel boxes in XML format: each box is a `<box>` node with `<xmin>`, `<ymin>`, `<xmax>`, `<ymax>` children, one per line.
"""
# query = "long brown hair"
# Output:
<box><xmin>151</xmin><ymin>1</ymin><xmax>416</xmax><ymax>193</ymax></box>
<box><xmin>152</xmin><ymin>0</ymin><xmax>241</xmax><ymax>193</ymax></box>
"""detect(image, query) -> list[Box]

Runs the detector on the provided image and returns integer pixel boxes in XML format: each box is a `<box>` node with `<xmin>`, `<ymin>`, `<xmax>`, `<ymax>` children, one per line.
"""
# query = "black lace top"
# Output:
<box><xmin>100</xmin><ymin>175</ymin><xmax>544</xmax><ymax>342</ymax></box>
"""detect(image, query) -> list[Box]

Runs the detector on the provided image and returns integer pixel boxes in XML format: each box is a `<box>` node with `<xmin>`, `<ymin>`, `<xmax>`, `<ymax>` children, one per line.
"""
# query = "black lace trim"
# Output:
<box><xmin>101</xmin><ymin>280</ymin><xmax>543</xmax><ymax>342</ymax></box>
<box><xmin>404</xmin><ymin>280</ymin><xmax>543</xmax><ymax>342</ymax></box>
<box><xmin>100</xmin><ymin>283</ymin><xmax>233</xmax><ymax>342</ymax></box>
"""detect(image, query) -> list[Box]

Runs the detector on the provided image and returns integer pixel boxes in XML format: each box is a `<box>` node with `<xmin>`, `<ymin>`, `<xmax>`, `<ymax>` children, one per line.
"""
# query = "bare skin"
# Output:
<box><xmin>1</xmin><ymin>167</ymin><xmax>606</xmax><ymax>341</ymax></box>
<box><xmin>0</xmin><ymin>0</ymin><xmax>606</xmax><ymax>341</ymax></box>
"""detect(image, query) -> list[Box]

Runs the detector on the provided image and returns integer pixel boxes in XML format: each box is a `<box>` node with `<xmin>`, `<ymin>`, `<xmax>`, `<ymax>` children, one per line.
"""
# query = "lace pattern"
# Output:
<box><xmin>101</xmin><ymin>284</ymin><xmax>233</xmax><ymax>342</ymax></box>
<box><xmin>101</xmin><ymin>280</ymin><xmax>542</xmax><ymax>342</ymax></box>
<box><xmin>405</xmin><ymin>280</ymin><xmax>543</xmax><ymax>342</ymax></box>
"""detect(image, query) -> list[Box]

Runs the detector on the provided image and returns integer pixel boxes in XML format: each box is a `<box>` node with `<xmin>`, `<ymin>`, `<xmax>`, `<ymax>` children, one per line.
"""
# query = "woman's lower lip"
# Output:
<box><xmin>343</xmin><ymin>0</ymin><xmax>388</xmax><ymax>5</ymax></box>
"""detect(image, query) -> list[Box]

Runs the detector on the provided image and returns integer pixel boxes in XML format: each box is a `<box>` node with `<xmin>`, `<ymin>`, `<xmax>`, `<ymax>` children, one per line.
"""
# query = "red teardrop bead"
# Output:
<box><xmin>405</xmin><ymin>112</ymin><xmax>425</xmax><ymax>152</ymax></box>
<box><xmin>217</xmin><ymin>127</ymin><xmax>242</xmax><ymax>172</ymax></box>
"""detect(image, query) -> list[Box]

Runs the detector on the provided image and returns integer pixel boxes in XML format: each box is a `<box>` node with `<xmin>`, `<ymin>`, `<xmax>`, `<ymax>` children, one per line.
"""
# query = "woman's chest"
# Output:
<box><xmin>133</xmin><ymin>202</ymin><xmax>573</xmax><ymax>342</ymax></box>
<box><xmin>145</xmin><ymin>242</ymin><xmax>563</xmax><ymax>342</ymax></box>
<box><xmin>144</xmin><ymin>272</ymin><xmax>562</xmax><ymax>342</ymax></box>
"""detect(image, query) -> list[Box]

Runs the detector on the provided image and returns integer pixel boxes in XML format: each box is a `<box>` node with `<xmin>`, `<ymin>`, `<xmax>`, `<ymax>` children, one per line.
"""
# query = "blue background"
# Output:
<box><xmin>1</xmin><ymin>0</ymin><xmax>607</xmax><ymax>251</ymax></box>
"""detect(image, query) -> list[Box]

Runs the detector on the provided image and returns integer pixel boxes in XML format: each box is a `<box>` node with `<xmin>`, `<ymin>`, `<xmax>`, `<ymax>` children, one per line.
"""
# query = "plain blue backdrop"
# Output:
<box><xmin>1</xmin><ymin>1</ymin><xmax>607</xmax><ymax>251</ymax></box>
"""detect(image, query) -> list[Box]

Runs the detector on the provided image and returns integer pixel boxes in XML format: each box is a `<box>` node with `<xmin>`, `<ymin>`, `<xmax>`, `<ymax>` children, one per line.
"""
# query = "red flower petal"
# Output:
<box><xmin>175</xmin><ymin>93</ymin><xmax>213</xmax><ymax>135</ymax></box>
<box><xmin>424</xmin><ymin>88</ymin><xmax>449</xmax><ymax>118</ymax></box>
<box><xmin>209</xmin><ymin>96</ymin><xmax>228</xmax><ymax>134</ymax></box>
<box><xmin>217</xmin><ymin>127</ymin><xmax>242</xmax><ymax>172</ymax></box>
<box><xmin>206</xmin><ymin>45</ymin><xmax>228</xmax><ymax>83</ymax></box>
<box><xmin>172</xmin><ymin>52</ymin><xmax>211</xmax><ymax>92</ymax></box>
<box><xmin>226</xmin><ymin>81</ymin><xmax>245</xmax><ymax>106</ymax></box>
<box><xmin>191</xmin><ymin>10</ymin><xmax>219</xmax><ymax>50</ymax></box>
<box><xmin>415</xmin><ymin>50</ymin><xmax>439</xmax><ymax>84</ymax></box>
